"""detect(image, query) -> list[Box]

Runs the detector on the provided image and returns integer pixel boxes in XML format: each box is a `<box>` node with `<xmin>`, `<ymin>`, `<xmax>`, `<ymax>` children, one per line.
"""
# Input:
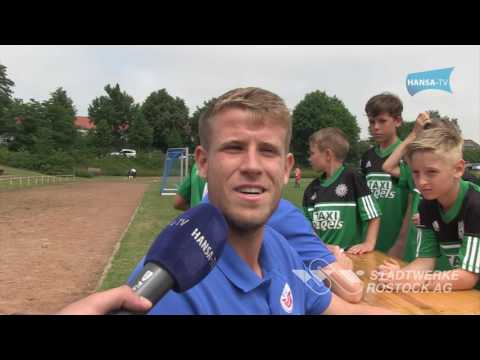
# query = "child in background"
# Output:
<box><xmin>360</xmin><ymin>92</ymin><xmax>410</xmax><ymax>254</ymax></box>
<box><xmin>377</xmin><ymin>124</ymin><xmax>480</xmax><ymax>291</ymax></box>
<box><xmin>303</xmin><ymin>127</ymin><xmax>381</xmax><ymax>254</ymax></box>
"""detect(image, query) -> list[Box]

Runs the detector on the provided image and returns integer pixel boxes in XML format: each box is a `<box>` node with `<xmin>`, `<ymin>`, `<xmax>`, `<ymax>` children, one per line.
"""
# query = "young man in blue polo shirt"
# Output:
<box><xmin>128</xmin><ymin>87</ymin><xmax>393</xmax><ymax>314</ymax></box>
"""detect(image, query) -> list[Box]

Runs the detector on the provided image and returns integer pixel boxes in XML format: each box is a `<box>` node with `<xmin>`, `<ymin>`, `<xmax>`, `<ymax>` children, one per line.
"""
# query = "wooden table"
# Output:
<box><xmin>349</xmin><ymin>251</ymin><xmax>480</xmax><ymax>314</ymax></box>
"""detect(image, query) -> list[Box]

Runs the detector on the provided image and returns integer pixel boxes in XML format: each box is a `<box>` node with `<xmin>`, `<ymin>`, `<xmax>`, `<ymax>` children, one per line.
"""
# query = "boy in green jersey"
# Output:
<box><xmin>360</xmin><ymin>92</ymin><xmax>410</xmax><ymax>254</ymax></box>
<box><xmin>377</xmin><ymin>124</ymin><xmax>480</xmax><ymax>291</ymax></box>
<box><xmin>303</xmin><ymin>127</ymin><xmax>381</xmax><ymax>254</ymax></box>
<box><xmin>173</xmin><ymin>162</ymin><xmax>207</xmax><ymax>210</ymax></box>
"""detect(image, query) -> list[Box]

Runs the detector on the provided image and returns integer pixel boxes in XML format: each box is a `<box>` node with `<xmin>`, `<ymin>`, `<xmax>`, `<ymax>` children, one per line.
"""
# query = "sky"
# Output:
<box><xmin>1</xmin><ymin>45</ymin><xmax>479</xmax><ymax>143</ymax></box>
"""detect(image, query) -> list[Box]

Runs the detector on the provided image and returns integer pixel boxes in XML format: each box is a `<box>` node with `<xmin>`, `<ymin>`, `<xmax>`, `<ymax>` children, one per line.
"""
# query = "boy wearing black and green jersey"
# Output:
<box><xmin>383</xmin><ymin>114</ymin><xmax>479</xmax><ymax>271</ymax></box>
<box><xmin>304</xmin><ymin>128</ymin><xmax>381</xmax><ymax>254</ymax></box>
<box><xmin>360</xmin><ymin>92</ymin><xmax>410</xmax><ymax>254</ymax></box>
<box><xmin>377</xmin><ymin>124</ymin><xmax>480</xmax><ymax>291</ymax></box>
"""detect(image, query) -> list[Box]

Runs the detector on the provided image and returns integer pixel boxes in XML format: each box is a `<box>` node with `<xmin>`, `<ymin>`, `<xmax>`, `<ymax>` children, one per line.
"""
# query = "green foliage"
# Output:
<box><xmin>291</xmin><ymin>90</ymin><xmax>360</xmax><ymax>166</ymax></box>
<box><xmin>88</xmin><ymin>84</ymin><xmax>138</xmax><ymax>149</ymax></box>
<box><xmin>189</xmin><ymin>97</ymin><xmax>217</xmax><ymax>150</ymax></box>
<box><xmin>464</xmin><ymin>149</ymin><xmax>480</xmax><ymax>163</ymax></box>
<box><xmin>141</xmin><ymin>89</ymin><xmax>190</xmax><ymax>151</ymax></box>
<box><xmin>127</xmin><ymin>109</ymin><xmax>153</xmax><ymax>151</ymax></box>
<box><xmin>91</xmin><ymin>119</ymin><xmax>114</xmax><ymax>155</ymax></box>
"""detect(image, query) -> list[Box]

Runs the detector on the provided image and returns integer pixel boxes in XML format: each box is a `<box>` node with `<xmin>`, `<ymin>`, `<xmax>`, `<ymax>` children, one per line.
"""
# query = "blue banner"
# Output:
<box><xmin>406</xmin><ymin>67</ymin><xmax>454</xmax><ymax>96</ymax></box>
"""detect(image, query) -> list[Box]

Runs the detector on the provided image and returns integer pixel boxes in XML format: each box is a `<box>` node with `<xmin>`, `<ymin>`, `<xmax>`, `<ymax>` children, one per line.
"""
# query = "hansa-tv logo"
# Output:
<box><xmin>406</xmin><ymin>67</ymin><xmax>454</xmax><ymax>96</ymax></box>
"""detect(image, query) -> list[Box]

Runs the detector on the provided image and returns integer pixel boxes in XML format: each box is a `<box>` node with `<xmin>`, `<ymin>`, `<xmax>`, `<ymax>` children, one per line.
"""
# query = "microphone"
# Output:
<box><xmin>111</xmin><ymin>202</ymin><xmax>228</xmax><ymax>314</ymax></box>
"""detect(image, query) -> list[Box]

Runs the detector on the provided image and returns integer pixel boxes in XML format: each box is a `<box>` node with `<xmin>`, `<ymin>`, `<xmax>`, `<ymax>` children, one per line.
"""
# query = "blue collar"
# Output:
<box><xmin>217</xmin><ymin>232</ymin><xmax>277</xmax><ymax>293</ymax></box>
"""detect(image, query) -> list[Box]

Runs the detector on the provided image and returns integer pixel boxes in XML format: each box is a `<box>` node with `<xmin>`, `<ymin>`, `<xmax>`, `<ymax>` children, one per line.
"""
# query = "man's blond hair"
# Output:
<box><xmin>198</xmin><ymin>87</ymin><xmax>292</xmax><ymax>150</ymax></box>
<box><xmin>405</xmin><ymin>125</ymin><xmax>464</xmax><ymax>164</ymax></box>
<box><xmin>309</xmin><ymin>127</ymin><xmax>350</xmax><ymax>161</ymax></box>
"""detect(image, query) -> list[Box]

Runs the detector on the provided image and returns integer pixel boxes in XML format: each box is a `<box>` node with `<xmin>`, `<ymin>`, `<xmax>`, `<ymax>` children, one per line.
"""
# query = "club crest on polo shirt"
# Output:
<box><xmin>432</xmin><ymin>221</ymin><xmax>440</xmax><ymax>232</ymax></box>
<box><xmin>280</xmin><ymin>283</ymin><xmax>294</xmax><ymax>314</ymax></box>
<box><xmin>310</xmin><ymin>192</ymin><xmax>317</xmax><ymax>201</ymax></box>
<box><xmin>335</xmin><ymin>184</ymin><xmax>348</xmax><ymax>198</ymax></box>
<box><xmin>365</xmin><ymin>161</ymin><xmax>372</xmax><ymax>168</ymax></box>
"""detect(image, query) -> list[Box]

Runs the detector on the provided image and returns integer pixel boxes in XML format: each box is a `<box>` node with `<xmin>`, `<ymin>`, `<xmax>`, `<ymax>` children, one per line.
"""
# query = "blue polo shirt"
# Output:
<box><xmin>127</xmin><ymin>225</ymin><xmax>333</xmax><ymax>315</ymax></box>
<box><xmin>267</xmin><ymin>199</ymin><xmax>336</xmax><ymax>268</ymax></box>
<box><xmin>202</xmin><ymin>196</ymin><xmax>336</xmax><ymax>268</ymax></box>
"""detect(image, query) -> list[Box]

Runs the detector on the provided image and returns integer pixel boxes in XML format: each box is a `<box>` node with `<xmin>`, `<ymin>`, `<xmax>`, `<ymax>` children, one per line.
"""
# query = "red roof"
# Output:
<box><xmin>75</xmin><ymin>116</ymin><xmax>96</xmax><ymax>130</ymax></box>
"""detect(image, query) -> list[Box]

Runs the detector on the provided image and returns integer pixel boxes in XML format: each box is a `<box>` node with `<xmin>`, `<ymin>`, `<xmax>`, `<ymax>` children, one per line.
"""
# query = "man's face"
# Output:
<box><xmin>368</xmin><ymin>112</ymin><xmax>401</xmax><ymax>145</ymax></box>
<box><xmin>308</xmin><ymin>143</ymin><xmax>328</xmax><ymax>172</ymax></box>
<box><xmin>410</xmin><ymin>151</ymin><xmax>464</xmax><ymax>201</ymax></box>
<box><xmin>196</xmin><ymin>108</ymin><xmax>294</xmax><ymax>232</ymax></box>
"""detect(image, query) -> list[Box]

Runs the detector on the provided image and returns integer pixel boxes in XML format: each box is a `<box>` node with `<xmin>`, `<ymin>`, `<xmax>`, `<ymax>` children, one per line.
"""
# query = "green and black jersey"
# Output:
<box><xmin>360</xmin><ymin>140</ymin><xmax>409</xmax><ymax>252</ymax></box>
<box><xmin>398</xmin><ymin>162</ymin><xmax>422</xmax><ymax>263</ymax></box>
<box><xmin>416</xmin><ymin>180</ymin><xmax>480</xmax><ymax>281</ymax></box>
<box><xmin>303</xmin><ymin>165</ymin><xmax>381</xmax><ymax>250</ymax></box>
<box><xmin>399</xmin><ymin>162</ymin><xmax>476</xmax><ymax>270</ymax></box>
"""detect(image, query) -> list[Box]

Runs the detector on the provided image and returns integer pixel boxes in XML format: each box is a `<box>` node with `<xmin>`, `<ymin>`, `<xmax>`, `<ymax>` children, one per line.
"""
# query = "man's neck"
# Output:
<box><xmin>438</xmin><ymin>181</ymin><xmax>461</xmax><ymax>212</ymax></box>
<box><xmin>378</xmin><ymin>135</ymin><xmax>398</xmax><ymax>150</ymax></box>
<box><xmin>228</xmin><ymin>226</ymin><xmax>264</xmax><ymax>278</ymax></box>
<box><xmin>323</xmin><ymin>161</ymin><xmax>343</xmax><ymax>179</ymax></box>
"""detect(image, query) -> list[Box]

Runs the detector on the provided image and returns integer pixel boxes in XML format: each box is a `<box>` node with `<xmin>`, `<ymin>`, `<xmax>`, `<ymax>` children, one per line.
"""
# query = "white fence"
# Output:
<box><xmin>0</xmin><ymin>175</ymin><xmax>76</xmax><ymax>188</ymax></box>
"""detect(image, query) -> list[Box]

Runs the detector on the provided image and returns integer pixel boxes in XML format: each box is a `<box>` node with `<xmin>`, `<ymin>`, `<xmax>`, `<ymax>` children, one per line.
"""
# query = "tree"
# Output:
<box><xmin>9</xmin><ymin>99</ymin><xmax>50</xmax><ymax>152</ymax></box>
<box><xmin>92</xmin><ymin>119</ymin><xmax>114</xmax><ymax>156</ymax></box>
<box><xmin>127</xmin><ymin>106</ymin><xmax>153</xmax><ymax>151</ymax></box>
<box><xmin>0</xmin><ymin>63</ymin><xmax>14</xmax><ymax>105</ymax></box>
<box><xmin>0</xmin><ymin>63</ymin><xmax>15</xmax><ymax>135</ymax></box>
<box><xmin>189</xmin><ymin>97</ymin><xmax>217</xmax><ymax>150</ymax></box>
<box><xmin>43</xmin><ymin>88</ymin><xmax>78</xmax><ymax>151</ymax></box>
<box><xmin>141</xmin><ymin>89</ymin><xmax>190</xmax><ymax>151</ymax></box>
<box><xmin>88</xmin><ymin>84</ymin><xmax>137</xmax><ymax>150</ymax></box>
<box><xmin>292</xmin><ymin>90</ymin><xmax>360</xmax><ymax>166</ymax></box>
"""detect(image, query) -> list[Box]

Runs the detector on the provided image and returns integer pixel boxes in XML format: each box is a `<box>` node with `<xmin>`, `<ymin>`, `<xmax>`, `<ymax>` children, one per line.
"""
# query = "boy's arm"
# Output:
<box><xmin>348</xmin><ymin>172</ymin><xmax>382</xmax><ymax>255</ymax></box>
<box><xmin>376</xmin><ymin>224</ymin><xmax>439</xmax><ymax>291</ymax></box>
<box><xmin>376</xmin><ymin>257</ymin><xmax>437</xmax><ymax>291</ymax></box>
<box><xmin>382</xmin><ymin>112</ymin><xmax>431</xmax><ymax>177</ymax></box>
<box><xmin>347</xmin><ymin>217</ymin><xmax>380</xmax><ymax>255</ymax></box>
<box><xmin>377</xmin><ymin>258</ymin><xmax>479</xmax><ymax>291</ymax></box>
<box><xmin>424</xmin><ymin>269</ymin><xmax>479</xmax><ymax>291</ymax></box>
<box><xmin>387</xmin><ymin>193</ymin><xmax>413</xmax><ymax>258</ymax></box>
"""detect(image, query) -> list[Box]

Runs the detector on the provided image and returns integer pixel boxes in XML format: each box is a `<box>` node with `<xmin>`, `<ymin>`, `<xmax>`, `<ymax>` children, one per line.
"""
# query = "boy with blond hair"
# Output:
<box><xmin>377</xmin><ymin>124</ymin><xmax>480</xmax><ymax>291</ymax></box>
<box><xmin>303</xmin><ymin>127</ymin><xmax>381</xmax><ymax>254</ymax></box>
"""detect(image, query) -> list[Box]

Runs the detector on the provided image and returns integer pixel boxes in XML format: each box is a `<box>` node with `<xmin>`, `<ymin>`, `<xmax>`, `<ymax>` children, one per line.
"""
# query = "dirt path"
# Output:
<box><xmin>0</xmin><ymin>180</ymin><xmax>148</xmax><ymax>314</ymax></box>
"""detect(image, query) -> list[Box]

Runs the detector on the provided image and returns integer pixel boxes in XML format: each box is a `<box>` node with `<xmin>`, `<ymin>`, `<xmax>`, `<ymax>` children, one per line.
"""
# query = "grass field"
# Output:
<box><xmin>98</xmin><ymin>177</ymin><xmax>315</xmax><ymax>289</ymax></box>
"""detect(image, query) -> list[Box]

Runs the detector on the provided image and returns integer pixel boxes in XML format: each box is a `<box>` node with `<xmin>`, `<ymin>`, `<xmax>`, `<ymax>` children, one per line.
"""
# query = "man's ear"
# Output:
<box><xmin>195</xmin><ymin>145</ymin><xmax>208</xmax><ymax>179</ymax></box>
<box><xmin>284</xmin><ymin>153</ymin><xmax>295</xmax><ymax>185</ymax></box>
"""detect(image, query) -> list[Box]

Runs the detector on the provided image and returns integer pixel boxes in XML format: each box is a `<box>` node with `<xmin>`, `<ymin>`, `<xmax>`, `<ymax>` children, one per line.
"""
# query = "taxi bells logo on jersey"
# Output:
<box><xmin>406</xmin><ymin>67</ymin><xmax>454</xmax><ymax>96</ymax></box>
<box><xmin>312</xmin><ymin>210</ymin><xmax>344</xmax><ymax>231</ymax></box>
<box><xmin>367</xmin><ymin>179</ymin><xmax>395</xmax><ymax>199</ymax></box>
